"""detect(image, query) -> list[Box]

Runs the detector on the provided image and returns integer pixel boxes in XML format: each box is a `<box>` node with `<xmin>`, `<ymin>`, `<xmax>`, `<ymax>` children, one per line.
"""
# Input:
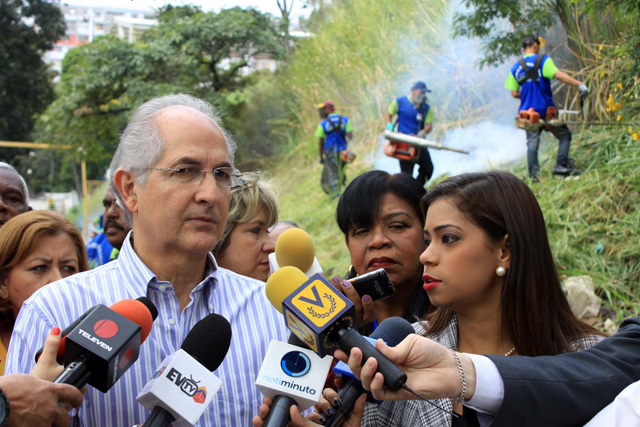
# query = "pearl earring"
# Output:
<box><xmin>496</xmin><ymin>266</ymin><xmax>506</xmax><ymax>277</ymax></box>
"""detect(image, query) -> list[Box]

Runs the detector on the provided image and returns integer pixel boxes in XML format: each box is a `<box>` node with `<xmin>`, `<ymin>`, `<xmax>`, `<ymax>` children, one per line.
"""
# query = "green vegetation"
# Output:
<box><xmin>262</xmin><ymin>0</ymin><xmax>639</xmax><ymax>323</ymax></box>
<box><xmin>30</xmin><ymin>5</ymin><xmax>284</xmax><ymax>196</ymax></box>
<box><xmin>5</xmin><ymin>0</ymin><xmax>637</xmax><ymax>321</ymax></box>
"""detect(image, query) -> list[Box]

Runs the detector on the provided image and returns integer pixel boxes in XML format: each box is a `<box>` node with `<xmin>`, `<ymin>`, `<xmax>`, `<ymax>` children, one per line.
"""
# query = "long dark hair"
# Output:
<box><xmin>421</xmin><ymin>171</ymin><xmax>603</xmax><ymax>356</ymax></box>
<box><xmin>337</xmin><ymin>170</ymin><xmax>431</xmax><ymax>322</ymax></box>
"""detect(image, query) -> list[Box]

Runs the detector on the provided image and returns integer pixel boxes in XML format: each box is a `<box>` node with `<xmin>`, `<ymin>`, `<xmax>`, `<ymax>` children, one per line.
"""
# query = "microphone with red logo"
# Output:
<box><xmin>137</xmin><ymin>313</ymin><xmax>232</xmax><ymax>427</ymax></box>
<box><xmin>52</xmin><ymin>297</ymin><xmax>158</xmax><ymax>392</ymax></box>
<box><xmin>35</xmin><ymin>297</ymin><xmax>157</xmax><ymax>365</ymax></box>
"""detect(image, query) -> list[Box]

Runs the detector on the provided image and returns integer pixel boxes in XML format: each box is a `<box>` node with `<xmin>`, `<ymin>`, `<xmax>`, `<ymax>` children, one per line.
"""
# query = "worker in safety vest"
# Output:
<box><xmin>505</xmin><ymin>35</ymin><xmax>589</xmax><ymax>182</ymax></box>
<box><xmin>385</xmin><ymin>81</ymin><xmax>435</xmax><ymax>186</ymax></box>
<box><xmin>316</xmin><ymin>100</ymin><xmax>353</xmax><ymax>198</ymax></box>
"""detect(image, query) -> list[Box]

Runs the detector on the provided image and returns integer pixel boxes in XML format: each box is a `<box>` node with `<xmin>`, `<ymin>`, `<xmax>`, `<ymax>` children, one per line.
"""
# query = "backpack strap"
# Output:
<box><xmin>325</xmin><ymin>115</ymin><xmax>344</xmax><ymax>134</ymax></box>
<box><xmin>517</xmin><ymin>55</ymin><xmax>545</xmax><ymax>84</ymax></box>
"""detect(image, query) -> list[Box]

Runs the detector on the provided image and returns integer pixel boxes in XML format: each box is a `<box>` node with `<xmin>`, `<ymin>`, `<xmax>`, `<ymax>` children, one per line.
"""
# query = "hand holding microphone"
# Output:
<box><xmin>52</xmin><ymin>297</ymin><xmax>158</xmax><ymax>392</ymax></box>
<box><xmin>318</xmin><ymin>317</ymin><xmax>415</xmax><ymax>427</ymax></box>
<box><xmin>335</xmin><ymin>333</ymin><xmax>475</xmax><ymax>403</ymax></box>
<box><xmin>31</xmin><ymin>327</ymin><xmax>65</xmax><ymax>382</ymax></box>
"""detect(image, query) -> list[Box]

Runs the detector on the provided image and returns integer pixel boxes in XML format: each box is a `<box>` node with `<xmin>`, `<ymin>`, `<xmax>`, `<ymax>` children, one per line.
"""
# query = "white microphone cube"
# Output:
<box><xmin>136</xmin><ymin>349</ymin><xmax>222</xmax><ymax>427</ymax></box>
<box><xmin>268</xmin><ymin>253</ymin><xmax>323</xmax><ymax>277</ymax></box>
<box><xmin>255</xmin><ymin>340</ymin><xmax>333</xmax><ymax>411</ymax></box>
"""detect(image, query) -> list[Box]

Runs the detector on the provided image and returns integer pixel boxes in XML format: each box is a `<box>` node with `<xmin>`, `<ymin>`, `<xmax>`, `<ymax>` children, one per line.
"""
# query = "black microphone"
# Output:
<box><xmin>138</xmin><ymin>313</ymin><xmax>232</xmax><ymax>427</ymax></box>
<box><xmin>323</xmin><ymin>317</ymin><xmax>415</xmax><ymax>426</ymax></box>
<box><xmin>53</xmin><ymin>297</ymin><xmax>157</xmax><ymax>391</ymax></box>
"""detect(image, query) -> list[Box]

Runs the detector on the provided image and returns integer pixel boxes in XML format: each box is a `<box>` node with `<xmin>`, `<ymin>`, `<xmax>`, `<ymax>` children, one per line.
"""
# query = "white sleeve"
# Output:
<box><xmin>584</xmin><ymin>380</ymin><xmax>640</xmax><ymax>426</ymax></box>
<box><xmin>463</xmin><ymin>354</ymin><xmax>504</xmax><ymax>415</ymax></box>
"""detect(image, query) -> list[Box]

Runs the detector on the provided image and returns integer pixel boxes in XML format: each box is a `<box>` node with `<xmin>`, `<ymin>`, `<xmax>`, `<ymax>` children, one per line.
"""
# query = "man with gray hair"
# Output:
<box><xmin>6</xmin><ymin>94</ymin><xmax>288</xmax><ymax>425</ymax></box>
<box><xmin>0</xmin><ymin>162</ymin><xmax>31</xmax><ymax>227</ymax></box>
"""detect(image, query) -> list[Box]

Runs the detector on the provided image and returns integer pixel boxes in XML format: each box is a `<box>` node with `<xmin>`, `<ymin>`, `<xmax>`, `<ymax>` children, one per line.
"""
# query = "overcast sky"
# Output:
<box><xmin>60</xmin><ymin>0</ymin><xmax>312</xmax><ymax>23</ymax></box>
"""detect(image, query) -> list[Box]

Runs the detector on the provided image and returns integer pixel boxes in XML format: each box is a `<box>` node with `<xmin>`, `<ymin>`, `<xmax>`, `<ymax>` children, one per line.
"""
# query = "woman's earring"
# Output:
<box><xmin>496</xmin><ymin>266</ymin><xmax>506</xmax><ymax>277</ymax></box>
<box><xmin>348</xmin><ymin>265</ymin><xmax>357</xmax><ymax>278</ymax></box>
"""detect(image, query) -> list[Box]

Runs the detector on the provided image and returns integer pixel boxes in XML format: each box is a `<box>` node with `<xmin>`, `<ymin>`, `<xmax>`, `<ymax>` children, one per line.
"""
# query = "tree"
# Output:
<box><xmin>146</xmin><ymin>6</ymin><xmax>284</xmax><ymax>92</ymax></box>
<box><xmin>34</xmin><ymin>6</ymin><xmax>285</xmax><ymax>193</ymax></box>
<box><xmin>452</xmin><ymin>0</ymin><xmax>621</xmax><ymax>69</ymax></box>
<box><xmin>0</xmin><ymin>0</ymin><xmax>66</xmax><ymax>161</ymax></box>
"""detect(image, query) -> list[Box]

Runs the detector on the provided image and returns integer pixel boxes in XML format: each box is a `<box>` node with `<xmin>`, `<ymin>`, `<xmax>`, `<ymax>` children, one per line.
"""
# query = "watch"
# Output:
<box><xmin>0</xmin><ymin>386</ymin><xmax>9</xmax><ymax>427</ymax></box>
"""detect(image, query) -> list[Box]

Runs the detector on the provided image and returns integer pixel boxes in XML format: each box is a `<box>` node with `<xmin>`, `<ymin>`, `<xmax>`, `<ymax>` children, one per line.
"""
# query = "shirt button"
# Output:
<box><xmin>168</xmin><ymin>318</ymin><xmax>175</xmax><ymax>325</ymax></box>
<box><xmin>159</xmin><ymin>285</ymin><xmax>166</xmax><ymax>292</ymax></box>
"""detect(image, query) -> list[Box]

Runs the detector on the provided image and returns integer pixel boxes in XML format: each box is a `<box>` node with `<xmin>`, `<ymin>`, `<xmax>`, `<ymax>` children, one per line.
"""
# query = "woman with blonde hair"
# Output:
<box><xmin>0</xmin><ymin>210</ymin><xmax>89</xmax><ymax>375</ymax></box>
<box><xmin>213</xmin><ymin>172</ymin><xmax>279</xmax><ymax>282</ymax></box>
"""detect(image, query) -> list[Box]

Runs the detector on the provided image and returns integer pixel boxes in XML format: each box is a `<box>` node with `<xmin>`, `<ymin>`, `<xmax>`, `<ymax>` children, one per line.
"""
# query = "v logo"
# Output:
<box><xmin>298</xmin><ymin>285</ymin><xmax>324</xmax><ymax>308</ymax></box>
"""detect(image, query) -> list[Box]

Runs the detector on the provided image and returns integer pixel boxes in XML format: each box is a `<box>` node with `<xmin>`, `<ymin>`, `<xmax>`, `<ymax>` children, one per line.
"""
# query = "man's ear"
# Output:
<box><xmin>498</xmin><ymin>234</ymin><xmax>511</xmax><ymax>270</ymax></box>
<box><xmin>113</xmin><ymin>169</ymin><xmax>138</xmax><ymax>215</ymax></box>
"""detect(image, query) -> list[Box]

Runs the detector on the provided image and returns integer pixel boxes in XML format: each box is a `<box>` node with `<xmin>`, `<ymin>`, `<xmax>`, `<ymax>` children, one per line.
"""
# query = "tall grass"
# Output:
<box><xmin>503</xmin><ymin>125</ymin><xmax>639</xmax><ymax>321</ymax></box>
<box><xmin>260</xmin><ymin>0</ymin><xmax>639</xmax><ymax>320</ymax></box>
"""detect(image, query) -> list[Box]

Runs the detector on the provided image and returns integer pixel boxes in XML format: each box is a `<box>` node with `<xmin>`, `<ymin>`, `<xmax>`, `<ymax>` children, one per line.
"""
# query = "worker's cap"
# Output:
<box><xmin>317</xmin><ymin>100</ymin><xmax>336</xmax><ymax>111</ymax></box>
<box><xmin>523</xmin><ymin>35</ymin><xmax>545</xmax><ymax>48</ymax></box>
<box><xmin>411</xmin><ymin>81</ymin><xmax>431</xmax><ymax>93</ymax></box>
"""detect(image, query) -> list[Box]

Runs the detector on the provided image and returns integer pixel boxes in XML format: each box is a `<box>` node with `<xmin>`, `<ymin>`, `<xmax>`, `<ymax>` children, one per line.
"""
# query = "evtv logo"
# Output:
<box><xmin>166</xmin><ymin>367</ymin><xmax>207</xmax><ymax>404</ymax></box>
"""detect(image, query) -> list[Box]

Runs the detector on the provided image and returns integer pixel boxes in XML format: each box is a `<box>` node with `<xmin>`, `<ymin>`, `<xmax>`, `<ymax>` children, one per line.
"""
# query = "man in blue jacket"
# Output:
<box><xmin>385</xmin><ymin>81</ymin><xmax>436</xmax><ymax>186</ymax></box>
<box><xmin>506</xmin><ymin>35</ymin><xmax>589</xmax><ymax>181</ymax></box>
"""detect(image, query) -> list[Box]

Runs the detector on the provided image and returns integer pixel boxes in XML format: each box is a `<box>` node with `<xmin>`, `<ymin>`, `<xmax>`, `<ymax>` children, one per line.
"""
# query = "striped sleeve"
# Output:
<box><xmin>5</xmin><ymin>301</ymin><xmax>55</xmax><ymax>374</ymax></box>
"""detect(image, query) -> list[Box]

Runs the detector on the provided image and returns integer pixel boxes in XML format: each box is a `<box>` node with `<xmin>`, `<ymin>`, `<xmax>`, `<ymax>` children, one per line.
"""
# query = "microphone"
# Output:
<box><xmin>255</xmin><ymin>337</ymin><xmax>333</xmax><ymax>427</ymax></box>
<box><xmin>52</xmin><ymin>297</ymin><xmax>157</xmax><ymax>391</ymax></box>
<box><xmin>268</xmin><ymin>228</ymin><xmax>323</xmax><ymax>277</ymax></box>
<box><xmin>265</xmin><ymin>266</ymin><xmax>407</xmax><ymax>392</ymax></box>
<box><xmin>324</xmin><ymin>317</ymin><xmax>415</xmax><ymax>426</ymax></box>
<box><xmin>137</xmin><ymin>313</ymin><xmax>232</xmax><ymax>427</ymax></box>
<box><xmin>35</xmin><ymin>296</ymin><xmax>158</xmax><ymax>364</ymax></box>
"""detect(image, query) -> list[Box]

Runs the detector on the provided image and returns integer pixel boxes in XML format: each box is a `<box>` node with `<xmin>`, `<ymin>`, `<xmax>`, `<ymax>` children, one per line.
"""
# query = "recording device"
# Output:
<box><xmin>255</xmin><ymin>340</ymin><xmax>333</xmax><ymax>427</ymax></box>
<box><xmin>53</xmin><ymin>297</ymin><xmax>158</xmax><ymax>392</ymax></box>
<box><xmin>137</xmin><ymin>313</ymin><xmax>232</xmax><ymax>427</ymax></box>
<box><xmin>324</xmin><ymin>317</ymin><xmax>414</xmax><ymax>427</ymax></box>
<box><xmin>265</xmin><ymin>266</ymin><xmax>407</xmax><ymax>392</ymax></box>
<box><xmin>35</xmin><ymin>297</ymin><xmax>158</xmax><ymax>364</ymax></box>
<box><xmin>349</xmin><ymin>268</ymin><xmax>396</xmax><ymax>301</ymax></box>
<box><xmin>268</xmin><ymin>228</ymin><xmax>323</xmax><ymax>277</ymax></box>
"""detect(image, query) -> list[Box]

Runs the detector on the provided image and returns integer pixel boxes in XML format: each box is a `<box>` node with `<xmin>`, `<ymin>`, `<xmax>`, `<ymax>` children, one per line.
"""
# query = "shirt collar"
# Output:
<box><xmin>116</xmin><ymin>231</ymin><xmax>219</xmax><ymax>296</ymax></box>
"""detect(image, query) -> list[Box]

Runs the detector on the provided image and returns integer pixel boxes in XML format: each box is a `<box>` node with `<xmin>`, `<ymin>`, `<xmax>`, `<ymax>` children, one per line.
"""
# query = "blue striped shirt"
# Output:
<box><xmin>6</xmin><ymin>233</ymin><xmax>288</xmax><ymax>426</ymax></box>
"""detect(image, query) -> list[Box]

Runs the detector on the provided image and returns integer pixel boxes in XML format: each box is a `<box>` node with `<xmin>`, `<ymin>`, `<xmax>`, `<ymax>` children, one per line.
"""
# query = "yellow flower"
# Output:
<box><xmin>599</xmin><ymin>45</ymin><xmax>603</xmax><ymax>51</ymax></box>
<box><xmin>601</xmin><ymin>71</ymin><xmax>605</xmax><ymax>77</ymax></box>
<box><xmin>617</xmin><ymin>115</ymin><xmax>622</xmax><ymax>121</ymax></box>
<box><xmin>634</xmin><ymin>133</ymin><xmax>638</xmax><ymax>141</ymax></box>
<box><xmin>629</xmin><ymin>127</ymin><xmax>634</xmax><ymax>134</ymax></box>
<box><xmin>617</xmin><ymin>83</ymin><xmax>623</xmax><ymax>90</ymax></box>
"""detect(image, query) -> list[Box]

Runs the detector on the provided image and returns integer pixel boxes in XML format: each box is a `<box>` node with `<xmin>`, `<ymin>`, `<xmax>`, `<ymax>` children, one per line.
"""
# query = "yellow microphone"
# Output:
<box><xmin>269</xmin><ymin>228</ymin><xmax>323</xmax><ymax>277</ymax></box>
<box><xmin>265</xmin><ymin>266</ymin><xmax>309</xmax><ymax>314</ymax></box>
<box><xmin>264</xmin><ymin>267</ymin><xmax>408</xmax><ymax>392</ymax></box>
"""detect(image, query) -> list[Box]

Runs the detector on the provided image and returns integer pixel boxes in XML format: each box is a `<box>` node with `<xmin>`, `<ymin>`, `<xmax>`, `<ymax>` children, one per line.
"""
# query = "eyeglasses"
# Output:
<box><xmin>149</xmin><ymin>166</ymin><xmax>244</xmax><ymax>188</ymax></box>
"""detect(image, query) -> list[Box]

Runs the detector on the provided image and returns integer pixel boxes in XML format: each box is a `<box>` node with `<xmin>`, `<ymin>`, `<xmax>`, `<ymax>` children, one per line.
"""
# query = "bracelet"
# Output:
<box><xmin>450</xmin><ymin>349</ymin><xmax>466</xmax><ymax>404</ymax></box>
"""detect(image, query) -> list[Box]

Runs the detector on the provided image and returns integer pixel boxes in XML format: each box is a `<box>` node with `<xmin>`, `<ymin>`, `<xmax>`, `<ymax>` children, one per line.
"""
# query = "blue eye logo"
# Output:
<box><xmin>281</xmin><ymin>351</ymin><xmax>311</xmax><ymax>377</ymax></box>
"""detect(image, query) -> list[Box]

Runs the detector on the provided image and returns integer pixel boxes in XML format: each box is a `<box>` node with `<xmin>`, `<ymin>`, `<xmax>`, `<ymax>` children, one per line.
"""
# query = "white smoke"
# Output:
<box><xmin>374</xmin><ymin>2</ymin><xmax>527</xmax><ymax>179</ymax></box>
